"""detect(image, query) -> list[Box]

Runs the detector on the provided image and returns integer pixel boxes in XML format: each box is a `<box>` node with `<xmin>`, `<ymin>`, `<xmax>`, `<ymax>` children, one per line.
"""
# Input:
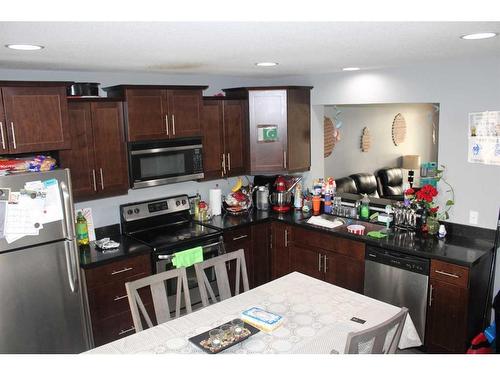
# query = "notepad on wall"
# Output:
<box><xmin>241</xmin><ymin>307</ymin><xmax>284</xmax><ymax>332</ymax></box>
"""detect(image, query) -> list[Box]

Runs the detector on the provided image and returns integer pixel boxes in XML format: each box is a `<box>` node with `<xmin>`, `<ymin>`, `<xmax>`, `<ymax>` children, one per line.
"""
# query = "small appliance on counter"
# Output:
<box><xmin>268</xmin><ymin>175</ymin><xmax>303</xmax><ymax>212</ymax></box>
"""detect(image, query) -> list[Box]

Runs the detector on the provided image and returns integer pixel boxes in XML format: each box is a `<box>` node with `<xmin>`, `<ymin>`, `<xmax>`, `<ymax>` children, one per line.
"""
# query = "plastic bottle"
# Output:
<box><xmin>193</xmin><ymin>191</ymin><xmax>201</xmax><ymax>220</ymax></box>
<box><xmin>360</xmin><ymin>194</ymin><xmax>370</xmax><ymax>220</ymax></box>
<box><xmin>76</xmin><ymin>211</ymin><xmax>89</xmax><ymax>245</ymax></box>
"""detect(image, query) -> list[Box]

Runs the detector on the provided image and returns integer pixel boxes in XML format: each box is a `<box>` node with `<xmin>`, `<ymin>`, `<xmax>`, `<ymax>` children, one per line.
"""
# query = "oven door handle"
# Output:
<box><xmin>157</xmin><ymin>239</ymin><xmax>224</xmax><ymax>263</ymax></box>
<box><xmin>158</xmin><ymin>254</ymin><xmax>174</xmax><ymax>261</ymax></box>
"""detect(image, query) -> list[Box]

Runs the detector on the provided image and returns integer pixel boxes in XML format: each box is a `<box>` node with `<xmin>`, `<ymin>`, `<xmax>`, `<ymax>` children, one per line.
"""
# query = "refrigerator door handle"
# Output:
<box><xmin>64</xmin><ymin>239</ymin><xmax>79</xmax><ymax>293</ymax></box>
<box><xmin>60</xmin><ymin>179</ymin><xmax>76</xmax><ymax>240</ymax></box>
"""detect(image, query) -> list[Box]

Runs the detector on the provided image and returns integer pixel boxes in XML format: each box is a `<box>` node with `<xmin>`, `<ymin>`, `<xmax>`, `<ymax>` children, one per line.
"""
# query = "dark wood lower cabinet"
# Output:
<box><xmin>251</xmin><ymin>222</ymin><xmax>270</xmax><ymax>288</ymax></box>
<box><xmin>223</xmin><ymin>227</ymin><xmax>252</xmax><ymax>292</ymax></box>
<box><xmin>324</xmin><ymin>252</ymin><xmax>364</xmax><ymax>294</ymax></box>
<box><xmin>289</xmin><ymin>244</ymin><xmax>323</xmax><ymax>280</ymax></box>
<box><xmin>271</xmin><ymin>222</ymin><xmax>291</xmax><ymax>279</ymax></box>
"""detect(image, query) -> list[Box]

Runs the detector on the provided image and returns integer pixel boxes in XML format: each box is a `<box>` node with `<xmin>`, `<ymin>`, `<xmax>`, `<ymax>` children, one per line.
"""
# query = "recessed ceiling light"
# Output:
<box><xmin>5</xmin><ymin>44</ymin><xmax>44</xmax><ymax>51</ymax></box>
<box><xmin>255</xmin><ymin>62</ymin><xmax>278</xmax><ymax>67</ymax></box>
<box><xmin>460</xmin><ymin>32</ymin><xmax>497</xmax><ymax>40</ymax></box>
<box><xmin>342</xmin><ymin>67</ymin><xmax>360</xmax><ymax>71</ymax></box>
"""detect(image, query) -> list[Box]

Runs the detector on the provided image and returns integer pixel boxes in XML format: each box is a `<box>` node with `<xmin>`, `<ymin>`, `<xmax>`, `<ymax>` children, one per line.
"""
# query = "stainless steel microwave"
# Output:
<box><xmin>128</xmin><ymin>138</ymin><xmax>204</xmax><ymax>189</ymax></box>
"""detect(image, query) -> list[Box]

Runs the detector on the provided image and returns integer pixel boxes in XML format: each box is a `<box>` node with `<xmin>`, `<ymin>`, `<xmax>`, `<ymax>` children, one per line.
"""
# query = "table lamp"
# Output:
<box><xmin>402</xmin><ymin>155</ymin><xmax>421</xmax><ymax>188</ymax></box>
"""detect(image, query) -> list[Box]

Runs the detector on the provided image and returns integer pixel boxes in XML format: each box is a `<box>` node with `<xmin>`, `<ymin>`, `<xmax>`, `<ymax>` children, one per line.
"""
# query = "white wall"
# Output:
<box><xmin>0</xmin><ymin>68</ymin><xmax>268</xmax><ymax>227</ymax></box>
<box><xmin>267</xmin><ymin>57</ymin><xmax>500</xmax><ymax>298</ymax></box>
<box><xmin>324</xmin><ymin>103</ymin><xmax>438</xmax><ymax>181</ymax></box>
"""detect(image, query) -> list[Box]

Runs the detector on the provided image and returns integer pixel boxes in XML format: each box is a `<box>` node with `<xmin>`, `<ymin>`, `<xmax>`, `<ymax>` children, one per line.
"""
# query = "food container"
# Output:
<box><xmin>67</xmin><ymin>82</ymin><xmax>100</xmax><ymax>97</ymax></box>
<box><xmin>347</xmin><ymin>224</ymin><xmax>366</xmax><ymax>235</ymax></box>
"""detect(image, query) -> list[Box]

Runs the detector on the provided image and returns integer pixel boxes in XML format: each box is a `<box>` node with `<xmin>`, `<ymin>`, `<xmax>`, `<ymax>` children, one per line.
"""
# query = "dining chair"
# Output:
<box><xmin>194</xmin><ymin>249</ymin><xmax>249</xmax><ymax>307</ymax></box>
<box><xmin>342</xmin><ymin>307</ymin><xmax>409</xmax><ymax>354</ymax></box>
<box><xmin>125</xmin><ymin>267</ymin><xmax>192</xmax><ymax>332</ymax></box>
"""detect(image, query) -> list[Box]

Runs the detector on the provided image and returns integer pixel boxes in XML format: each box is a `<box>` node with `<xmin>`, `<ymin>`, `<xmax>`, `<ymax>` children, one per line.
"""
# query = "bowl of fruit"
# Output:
<box><xmin>223</xmin><ymin>177</ymin><xmax>254</xmax><ymax>215</ymax></box>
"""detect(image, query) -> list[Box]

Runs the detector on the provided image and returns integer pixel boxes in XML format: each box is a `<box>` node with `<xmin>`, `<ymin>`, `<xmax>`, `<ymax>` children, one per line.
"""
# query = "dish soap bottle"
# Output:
<box><xmin>76</xmin><ymin>211</ymin><xmax>89</xmax><ymax>245</ymax></box>
<box><xmin>360</xmin><ymin>194</ymin><xmax>370</xmax><ymax>220</ymax></box>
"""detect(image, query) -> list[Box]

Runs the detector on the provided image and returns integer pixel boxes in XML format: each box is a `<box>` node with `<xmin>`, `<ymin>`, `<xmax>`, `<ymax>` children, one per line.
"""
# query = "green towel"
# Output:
<box><xmin>367</xmin><ymin>231</ymin><xmax>388</xmax><ymax>239</ymax></box>
<box><xmin>172</xmin><ymin>246</ymin><xmax>204</xmax><ymax>268</ymax></box>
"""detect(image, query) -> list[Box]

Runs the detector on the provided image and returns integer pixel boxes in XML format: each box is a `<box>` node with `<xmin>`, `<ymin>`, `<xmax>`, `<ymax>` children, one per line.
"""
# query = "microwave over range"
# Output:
<box><xmin>128</xmin><ymin>138</ymin><xmax>204</xmax><ymax>189</ymax></box>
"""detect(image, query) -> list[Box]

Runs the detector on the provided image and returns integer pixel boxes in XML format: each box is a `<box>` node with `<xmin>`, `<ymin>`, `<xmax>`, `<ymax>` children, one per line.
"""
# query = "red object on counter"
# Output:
<box><xmin>274</xmin><ymin>175</ymin><xmax>287</xmax><ymax>192</ymax></box>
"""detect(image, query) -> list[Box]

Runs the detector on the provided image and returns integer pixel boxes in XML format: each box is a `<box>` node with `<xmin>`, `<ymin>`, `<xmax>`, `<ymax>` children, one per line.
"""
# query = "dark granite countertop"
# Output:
<box><xmin>79</xmin><ymin>234</ymin><xmax>152</xmax><ymax>269</ymax></box>
<box><xmin>198</xmin><ymin>209</ymin><xmax>495</xmax><ymax>267</ymax></box>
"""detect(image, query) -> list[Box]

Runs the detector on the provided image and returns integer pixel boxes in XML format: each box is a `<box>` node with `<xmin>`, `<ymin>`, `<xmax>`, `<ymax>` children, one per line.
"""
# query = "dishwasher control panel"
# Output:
<box><xmin>365</xmin><ymin>247</ymin><xmax>430</xmax><ymax>275</ymax></box>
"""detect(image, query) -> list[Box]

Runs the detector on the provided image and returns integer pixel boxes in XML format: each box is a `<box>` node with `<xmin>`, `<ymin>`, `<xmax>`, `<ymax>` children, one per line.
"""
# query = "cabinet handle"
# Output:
<box><xmin>114</xmin><ymin>294</ymin><xmax>128</xmax><ymax>302</ymax></box>
<box><xmin>0</xmin><ymin>122</ymin><xmax>5</xmax><ymax>150</ymax></box>
<box><xmin>324</xmin><ymin>255</ymin><xmax>328</xmax><ymax>273</ymax></box>
<box><xmin>111</xmin><ymin>267</ymin><xmax>133</xmax><ymax>275</ymax></box>
<box><xmin>222</xmin><ymin>153</ymin><xmax>226</xmax><ymax>175</ymax></box>
<box><xmin>283</xmin><ymin>151</ymin><xmax>287</xmax><ymax>169</ymax></box>
<box><xmin>429</xmin><ymin>284</ymin><xmax>433</xmax><ymax>307</ymax></box>
<box><xmin>165</xmin><ymin>115</ymin><xmax>169</xmax><ymax>135</ymax></box>
<box><xmin>10</xmin><ymin>122</ymin><xmax>17</xmax><ymax>149</ymax></box>
<box><xmin>232</xmin><ymin>234</ymin><xmax>248</xmax><ymax>241</ymax></box>
<box><xmin>92</xmin><ymin>169</ymin><xmax>97</xmax><ymax>192</ymax></box>
<box><xmin>434</xmin><ymin>270</ymin><xmax>459</xmax><ymax>279</ymax></box>
<box><xmin>318</xmin><ymin>253</ymin><xmax>322</xmax><ymax>272</ymax></box>
<box><xmin>118</xmin><ymin>326</ymin><xmax>135</xmax><ymax>336</ymax></box>
<box><xmin>172</xmin><ymin>114</ymin><xmax>176</xmax><ymax>135</ymax></box>
<box><xmin>227</xmin><ymin>153</ymin><xmax>231</xmax><ymax>172</ymax></box>
<box><xmin>284</xmin><ymin>229</ymin><xmax>288</xmax><ymax>248</ymax></box>
<box><xmin>99</xmin><ymin>168</ymin><xmax>104</xmax><ymax>190</ymax></box>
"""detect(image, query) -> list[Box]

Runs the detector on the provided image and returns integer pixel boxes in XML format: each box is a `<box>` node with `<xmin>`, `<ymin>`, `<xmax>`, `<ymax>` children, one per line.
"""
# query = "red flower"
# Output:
<box><xmin>430</xmin><ymin>207</ymin><xmax>439</xmax><ymax>214</ymax></box>
<box><xmin>404</xmin><ymin>188</ymin><xmax>415</xmax><ymax>195</ymax></box>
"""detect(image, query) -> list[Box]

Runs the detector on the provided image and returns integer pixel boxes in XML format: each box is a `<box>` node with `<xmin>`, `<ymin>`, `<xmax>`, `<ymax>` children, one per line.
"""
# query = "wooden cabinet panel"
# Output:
<box><xmin>2</xmin><ymin>86</ymin><xmax>70</xmax><ymax>152</ymax></box>
<box><xmin>167</xmin><ymin>89</ymin><xmax>202</xmax><ymax>138</ymax></box>
<box><xmin>124</xmin><ymin>89</ymin><xmax>167</xmax><ymax>141</ymax></box>
<box><xmin>0</xmin><ymin>90</ymin><xmax>8</xmax><ymax>154</ymax></box>
<box><xmin>271</xmin><ymin>222</ymin><xmax>291</xmax><ymax>279</ymax></box>
<box><xmin>292</xmin><ymin>226</ymin><xmax>334</xmax><ymax>252</ymax></box>
<box><xmin>286</xmin><ymin>88</ymin><xmax>311</xmax><ymax>172</ymax></box>
<box><xmin>430</xmin><ymin>260</ymin><xmax>469</xmax><ymax>288</ymax></box>
<box><xmin>251</xmin><ymin>222</ymin><xmax>270</xmax><ymax>288</ymax></box>
<box><xmin>289</xmin><ymin>244</ymin><xmax>323</xmax><ymax>280</ymax></box>
<box><xmin>224</xmin><ymin>100</ymin><xmax>246</xmax><ymax>176</ymax></box>
<box><xmin>201</xmin><ymin>100</ymin><xmax>224</xmax><ymax>179</ymax></box>
<box><xmin>224</xmin><ymin>227</ymin><xmax>252</xmax><ymax>293</ymax></box>
<box><xmin>331</xmin><ymin>237</ymin><xmax>365</xmax><ymax>261</ymax></box>
<box><xmin>248</xmin><ymin>90</ymin><xmax>287</xmax><ymax>173</ymax></box>
<box><xmin>91</xmin><ymin>101</ymin><xmax>129</xmax><ymax>196</ymax></box>
<box><xmin>324</xmin><ymin>252</ymin><xmax>364</xmax><ymax>293</ymax></box>
<box><xmin>59</xmin><ymin>102</ymin><xmax>97</xmax><ymax>199</ymax></box>
<box><xmin>426</xmin><ymin>278</ymin><xmax>468</xmax><ymax>353</ymax></box>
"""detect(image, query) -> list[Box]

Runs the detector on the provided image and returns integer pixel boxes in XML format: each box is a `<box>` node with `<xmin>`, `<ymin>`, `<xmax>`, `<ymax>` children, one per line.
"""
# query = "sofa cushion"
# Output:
<box><xmin>349</xmin><ymin>173</ymin><xmax>380</xmax><ymax>198</ymax></box>
<box><xmin>377</xmin><ymin>167</ymin><xmax>404</xmax><ymax>198</ymax></box>
<box><xmin>335</xmin><ymin>177</ymin><xmax>358</xmax><ymax>194</ymax></box>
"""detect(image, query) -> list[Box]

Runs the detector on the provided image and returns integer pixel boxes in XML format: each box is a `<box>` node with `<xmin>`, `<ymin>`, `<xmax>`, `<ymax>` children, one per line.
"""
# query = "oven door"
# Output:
<box><xmin>155</xmin><ymin>238</ymin><xmax>224</xmax><ymax>311</ymax></box>
<box><xmin>129</xmin><ymin>139</ymin><xmax>204</xmax><ymax>189</ymax></box>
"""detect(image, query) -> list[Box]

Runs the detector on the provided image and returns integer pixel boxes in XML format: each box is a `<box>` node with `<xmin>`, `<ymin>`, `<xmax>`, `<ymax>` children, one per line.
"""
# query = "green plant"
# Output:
<box><xmin>435</xmin><ymin>165</ymin><xmax>455</xmax><ymax>220</ymax></box>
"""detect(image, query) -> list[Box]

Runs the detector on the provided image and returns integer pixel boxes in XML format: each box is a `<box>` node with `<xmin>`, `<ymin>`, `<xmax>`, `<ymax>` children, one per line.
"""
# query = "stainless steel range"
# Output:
<box><xmin>120</xmin><ymin>194</ymin><xmax>224</xmax><ymax>310</ymax></box>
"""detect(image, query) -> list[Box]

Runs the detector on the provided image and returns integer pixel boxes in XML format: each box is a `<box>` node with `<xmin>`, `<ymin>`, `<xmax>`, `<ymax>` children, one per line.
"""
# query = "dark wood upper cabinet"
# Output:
<box><xmin>104</xmin><ymin>85</ymin><xmax>207</xmax><ymax>142</ymax></box>
<box><xmin>59</xmin><ymin>100</ymin><xmax>128</xmax><ymax>201</ymax></box>
<box><xmin>0</xmin><ymin>85</ymin><xmax>71</xmax><ymax>154</ymax></box>
<box><xmin>223</xmin><ymin>86</ymin><xmax>312</xmax><ymax>174</ymax></box>
<box><xmin>0</xmin><ymin>90</ymin><xmax>8</xmax><ymax>154</ymax></box>
<box><xmin>201</xmin><ymin>97</ymin><xmax>247</xmax><ymax>180</ymax></box>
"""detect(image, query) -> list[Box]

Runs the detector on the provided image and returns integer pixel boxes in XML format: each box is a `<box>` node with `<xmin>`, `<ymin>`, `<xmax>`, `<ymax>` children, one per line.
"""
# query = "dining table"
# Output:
<box><xmin>86</xmin><ymin>272</ymin><xmax>422</xmax><ymax>354</ymax></box>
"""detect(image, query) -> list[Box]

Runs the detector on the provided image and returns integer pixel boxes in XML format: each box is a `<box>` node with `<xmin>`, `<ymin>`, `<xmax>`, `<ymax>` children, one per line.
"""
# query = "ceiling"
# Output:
<box><xmin>0</xmin><ymin>22</ymin><xmax>499</xmax><ymax>77</ymax></box>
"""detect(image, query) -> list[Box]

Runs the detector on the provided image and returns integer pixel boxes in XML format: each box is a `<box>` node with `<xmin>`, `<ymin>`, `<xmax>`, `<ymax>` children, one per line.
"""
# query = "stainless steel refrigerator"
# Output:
<box><xmin>0</xmin><ymin>169</ymin><xmax>91</xmax><ymax>353</ymax></box>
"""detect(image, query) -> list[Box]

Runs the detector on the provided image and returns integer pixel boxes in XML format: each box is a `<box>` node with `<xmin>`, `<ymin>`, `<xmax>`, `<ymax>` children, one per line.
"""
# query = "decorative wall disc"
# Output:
<box><xmin>361</xmin><ymin>127</ymin><xmax>371</xmax><ymax>152</ymax></box>
<box><xmin>392</xmin><ymin>113</ymin><xmax>407</xmax><ymax>146</ymax></box>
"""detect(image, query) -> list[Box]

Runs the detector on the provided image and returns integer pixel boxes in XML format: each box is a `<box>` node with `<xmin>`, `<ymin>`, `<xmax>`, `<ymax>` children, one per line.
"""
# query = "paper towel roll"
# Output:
<box><xmin>209</xmin><ymin>188</ymin><xmax>222</xmax><ymax>216</ymax></box>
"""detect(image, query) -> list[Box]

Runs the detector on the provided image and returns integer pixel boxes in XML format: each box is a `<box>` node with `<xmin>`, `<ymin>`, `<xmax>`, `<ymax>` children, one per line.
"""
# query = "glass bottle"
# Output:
<box><xmin>76</xmin><ymin>211</ymin><xmax>89</xmax><ymax>245</ymax></box>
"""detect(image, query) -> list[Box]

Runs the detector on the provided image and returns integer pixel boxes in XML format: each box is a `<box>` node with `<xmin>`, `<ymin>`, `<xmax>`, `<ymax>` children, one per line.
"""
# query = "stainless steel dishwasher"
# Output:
<box><xmin>364</xmin><ymin>246</ymin><xmax>429</xmax><ymax>343</ymax></box>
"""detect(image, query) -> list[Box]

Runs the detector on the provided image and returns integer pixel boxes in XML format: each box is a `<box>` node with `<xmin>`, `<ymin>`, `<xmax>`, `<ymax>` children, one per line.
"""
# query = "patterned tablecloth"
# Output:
<box><xmin>86</xmin><ymin>272</ymin><xmax>422</xmax><ymax>354</ymax></box>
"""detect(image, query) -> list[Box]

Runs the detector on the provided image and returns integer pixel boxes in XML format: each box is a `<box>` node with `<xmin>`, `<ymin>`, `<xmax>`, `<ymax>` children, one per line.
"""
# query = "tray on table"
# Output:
<box><xmin>188</xmin><ymin>321</ymin><xmax>260</xmax><ymax>354</ymax></box>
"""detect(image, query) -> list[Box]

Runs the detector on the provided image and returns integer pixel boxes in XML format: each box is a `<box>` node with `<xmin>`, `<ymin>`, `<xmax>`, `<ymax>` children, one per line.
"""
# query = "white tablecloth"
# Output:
<box><xmin>87</xmin><ymin>272</ymin><xmax>422</xmax><ymax>354</ymax></box>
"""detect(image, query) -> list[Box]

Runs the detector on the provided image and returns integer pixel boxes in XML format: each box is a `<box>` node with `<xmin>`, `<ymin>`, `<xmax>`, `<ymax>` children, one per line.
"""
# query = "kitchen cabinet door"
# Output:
<box><xmin>167</xmin><ymin>89</ymin><xmax>202</xmax><ymax>138</ymax></box>
<box><xmin>426</xmin><ymin>279</ymin><xmax>468</xmax><ymax>353</ymax></box>
<box><xmin>2</xmin><ymin>86</ymin><xmax>70</xmax><ymax>153</ymax></box>
<box><xmin>224</xmin><ymin>227</ymin><xmax>252</xmax><ymax>293</ymax></box>
<box><xmin>324</xmin><ymin>252</ymin><xmax>364</xmax><ymax>293</ymax></box>
<box><xmin>289</xmin><ymin>244</ymin><xmax>323</xmax><ymax>281</ymax></box>
<box><xmin>124</xmin><ymin>89</ymin><xmax>168</xmax><ymax>141</ymax></box>
<box><xmin>251</xmin><ymin>222</ymin><xmax>271</xmax><ymax>288</ymax></box>
<box><xmin>223</xmin><ymin>100</ymin><xmax>247</xmax><ymax>177</ymax></box>
<box><xmin>248</xmin><ymin>90</ymin><xmax>287</xmax><ymax>173</ymax></box>
<box><xmin>271</xmin><ymin>222</ymin><xmax>291</xmax><ymax>279</ymax></box>
<box><xmin>0</xmin><ymin>90</ymin><xmax>9</xmax><ymax>154</ymax></box>
<box><xmin>201</xmin><ymin>100</ymin><xmax>224</xmax><ymax>179</ymax></box>
<box><xmin>59</xmin><ymin>102</ymin><xmax>97</xmax><ymax>199</ymax></box>
<box><xmin>91</xmin><ymin>101</ymin><xmax>129</xmax><ymax>197</ymax></box>
<box><xmin>286</xmin><ymin>88</ymin><xmax>311</xmax><ymax>172</ymax></box>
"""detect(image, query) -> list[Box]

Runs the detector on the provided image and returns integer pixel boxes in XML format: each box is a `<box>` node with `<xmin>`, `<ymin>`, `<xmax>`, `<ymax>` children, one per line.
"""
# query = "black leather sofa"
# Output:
<box><xmin>376</xmin><ymin>167</ymin><xmax>404</xmax><ymax>200</ymax></box>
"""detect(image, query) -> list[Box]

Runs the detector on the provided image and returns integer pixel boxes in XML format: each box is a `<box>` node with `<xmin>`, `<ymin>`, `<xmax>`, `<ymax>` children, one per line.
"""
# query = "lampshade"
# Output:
<box><xmin>402</xmin><ymin>155</ymin><xmax>421</xmax><ymax>170</ymax></box>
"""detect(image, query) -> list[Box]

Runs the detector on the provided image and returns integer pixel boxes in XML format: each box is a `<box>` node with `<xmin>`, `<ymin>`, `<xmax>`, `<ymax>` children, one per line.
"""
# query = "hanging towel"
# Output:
<box><xmin>172</xmin><ymin>246</ymin><xmax>204</xmax><ymax>268</ymax></box>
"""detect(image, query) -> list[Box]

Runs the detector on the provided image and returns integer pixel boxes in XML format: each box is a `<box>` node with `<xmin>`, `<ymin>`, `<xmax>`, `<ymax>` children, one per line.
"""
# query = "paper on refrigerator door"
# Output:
<box><xmin>41</xmin><ymin>178</ymin><xmax>63</xmax><ymax>224</ymax></box>
<box><xmin>4</xmin><ymin>195</ymin><xmax>41</xmax><ymax>240</ymax></box>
